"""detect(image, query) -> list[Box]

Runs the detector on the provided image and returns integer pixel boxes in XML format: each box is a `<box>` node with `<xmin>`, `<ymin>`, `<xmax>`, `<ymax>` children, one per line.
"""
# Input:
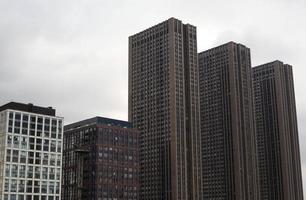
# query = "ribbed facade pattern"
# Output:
<box><xmin>199</xmin><ymin>42</ymin><xmax>259</xmax><ymax>200</ymax></box>
<box><xmin>252</xmin><ymin>61</ymin><xmax>304</xmax><ymax>200</ymax></box>
<box><xmin>128</xmin><ymin>18</ymin><xmax>202</xmax><ymax>200</ymax></box>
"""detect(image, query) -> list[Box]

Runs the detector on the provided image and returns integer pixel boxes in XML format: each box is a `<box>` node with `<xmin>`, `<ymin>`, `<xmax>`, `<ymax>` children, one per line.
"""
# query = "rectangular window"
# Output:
<box><xmin>18</xmin><ymin>180</ymin><xmax>25</xmax><ymax>192</ymax></box>
<box><xmin>41</xmin><ymin>181</ymin><xmax>47</xmax><ymax>193</ymax></box>
<box><xmin>35</xmin><ymin>166</ymin><xmax>41</xmax><ymax>179</ymax></box>
<box><xmin>5</xmin><ymin>164</ymin><xmax>10</xmax><ymax>176</ymax></box>
<box><xmin>6</xmin><ymin>149</ymin><xmax>11</xmax><ymax>160</ymax></box>
<box><xmin>43</xmin><ymin>153</ymin><xmax>49</xmax><ymax>165</ymax></box>
<box><xmin>19</xmin><ymin>165</ymin><xmax>26</xmax><ymax>178</ymax></box>
<box><xmin>49</xmin><ymin>182</ymin><xmax>55</xmax><ymax>194</ymax></box>
<box><xmin>34</xmin><ymin>181</ymin><xmax>40</xmax><ymax>193</ymax></box>
<box><xmin>12</xmin><ymin>150</ymin><xmax>19</xmax><ymax>162</ymax></box>
<box><xmin>42</xmin><ymin>167</ymin><xmax>48</xmax><ymax>179</ymax></box>
<box><xmin>20</xmin><ymin>151</ymin><xmax>27</xmax><ymax>163</ymax></box>
<box><xmin>11</xmin><ymin>179</ymin><xmax>17</xmax><ymax>192</ymax></box>
<box><xmin>13</xmin><ymin>136</ymin><xmax>19</xmax><ymax>148</ymax></box>
<box><xmin>26</xmin><ymin>180</ymin><xmax>33</xmax><ymax>193</ymax></box>
<box><xmin>49</xmin><ymin>168</ymin><xmax>55</xmax><ymax>180</ymax></box>
<box><xmin>51</xmin><ymin>141</ymin><xmax>56</xmax><ymax>152</ymax></box>
<box><xmin>7</xmin><ymin>135</ymin><xmax>12</xmax><ymax>146</ymax></box>
<box><xmin>27</xmin><ymin>166</ymin><xmax>33</xmax><ymax>178</ymax></box>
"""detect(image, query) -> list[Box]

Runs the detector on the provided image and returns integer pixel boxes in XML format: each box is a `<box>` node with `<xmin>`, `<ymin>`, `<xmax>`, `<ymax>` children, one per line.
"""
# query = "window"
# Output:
<box><xmin>11</xmin><ymin>164</ymin><xmax>18</xmax><ymax>177</ymax></box>
<box><xmin>23</xmin><ymin>114</ymin><xmax>29</xmax><ymax>122</ymax></box>
<box><xmin>27</xmin><ymin>166</ymin><xmax>33</xmax><ymax>178</ymax></box>
<box><xmin>34</xmin><ymin>181</ymin><xmax>40</xmax><ymax>193</ymax></box>
<box><xmin>6</xmin><ymin>149</ymin><xmax>11</xmax><ymax>162</ymax></box>
<box><xmin>29</xmin><ymin>137</ymin><xmax>35</xmax><ymax>150</ymax></box>
<box><xmin>20</xmin><ymin>151</ymin><xmax>27</xmax><ymax>163</ymax></box>
<box><xmin>56</xmin><ymin>182</ymin><xmax>60</xmax><ymax>194</ymax></box>
<box><xmin>41</xmin><ymin>181</ymin><xmax>47</xmax><ymax>193</ymax></box>
<box><xmin>49</xmin><ymin>182</ymin><xmax>55</xmax><ymax>194</ymax></box>
<box><xmin>18</xmin><ymin>180</ymin><xmax>25</xmax><ymax>192</ymax></box>
<box><xmin>19</xmin><ymin>165</ymin><xmax>26</xmax><ymax>178</ymax></box>
<box><xmin>56</xmin><ymin>168</ymin><xmax>60</xmax><ymax>180</ymax></box>
<box><xmin>15</xmin><ymin>113</ymin><xmax>21</xmax><ymax>120</ymax></box>
<box><xmin>35</xmin><ymin>166</ymin><xmax>41</xmax><ymax>179</ymax></box>
<box><xmin>28</xmin><ymin>152</ymin><xmax>34</xmax><ymax>164</ymax></box>
<box><xmin>43</xmin><ymin>139</ymin><xmax>49</xmax><ymax>151</ymax></box>
<box><xmin>49</xmin><ymin>168</ymin><xmax>55</xmax><ymax>179</ymax></box>
<box><xmin>57</xmin><ymin>155</ymin><xmax>61</xmax><ymax>166</ymax></box>
<box><xmin>36</xmin><ymin>139</ymin><xmax>42</xmax><ymax>150</ymax></box>
<box><xmin>12</xmin><ymin>150</ymin><xmax>19</xmax><ymax>162</ymax></box>
<box><xmin>13</xmin><ymin>136</ymin><xmax>19</xmax><ymax>148</ymax></box>
<box><xmin>7</xmin><ymin>135</ymin><xmax>12</xmax><ymax>146</ymax></box>
<box><xmin>57</xmin><ymin>141</ymin><xmax>61</xmax><ymax>153</ymax></box>
<box><xmin>21</xmin><ymin>137</ymin><xmax>28</xmax><ymax>149</ymax></box>
<box><xmin>43</xmin><ymin>153</ymin><xmax>49</xmax><ymax>165</ymax></box>
<box><xmin>5</xmin><ymin>164</ymin><xmax>10</xmax><ymax>176</ymax></box>
<box><xmin>26</xmin><ymin>180</ymin><xmax>33</xmax><ymax>193</ymax></box>
<box><xmin>50</xmin><ymin>154</ymin><xmax>56</xmax><ymax>166</ymax></box>
<box><xmin>35</xmin><ymin>152</ymin><xmax>41</xmax><ymax>164</ymax></box>
<box><xmin>4</xmin><ymin>179</ymin><xmax>9</xmax><ymax>192</ymax></box>
<box><xmin>42</xmin><ymin>167</ymin><xmax>48</xmax><ymax>179</ymax></box>
<box><xmin>51</xmin><ymin>141</ymin><xmax>56</xmax><ymax>152</ymax></box>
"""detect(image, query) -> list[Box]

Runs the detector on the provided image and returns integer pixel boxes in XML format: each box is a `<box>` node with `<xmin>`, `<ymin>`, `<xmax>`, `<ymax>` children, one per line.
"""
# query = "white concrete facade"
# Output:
<box><xmin>0</xmin><ymin>109</ymin><xmax>63</xmax><ymax>200</ymax></box>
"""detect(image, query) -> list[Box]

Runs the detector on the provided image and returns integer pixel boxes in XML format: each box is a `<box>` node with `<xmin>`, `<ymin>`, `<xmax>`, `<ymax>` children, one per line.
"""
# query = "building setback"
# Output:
<box><xmin>0</xmin><ymin>102</ymin><xmax>63</xmax><ymax>200</ymax></box>
<box><xmin>252</xmin><ymin>61</ymin><xmax>304</xmax><ymax>200</ymax></box>
<box><xmin>62</xmin><ymin>117</ymin><xmax>139</xmax><ymax>200</ymax></box>
<box><xmin>198</xmin><ymin>42</ymin><xmax>259</xmax><ymax>200</ymax></box>
<box><xmin>128</xmin><ymin>18</ymin><xmax>202</xmax><ymax>200</ymax></box>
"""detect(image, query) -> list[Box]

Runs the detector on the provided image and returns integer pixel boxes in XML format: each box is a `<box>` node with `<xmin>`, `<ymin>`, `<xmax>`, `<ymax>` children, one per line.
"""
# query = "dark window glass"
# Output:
<box><xmin>15</xmin><ymin>113</ymin><xmax>21</xmax><ymax>120</ymax></box>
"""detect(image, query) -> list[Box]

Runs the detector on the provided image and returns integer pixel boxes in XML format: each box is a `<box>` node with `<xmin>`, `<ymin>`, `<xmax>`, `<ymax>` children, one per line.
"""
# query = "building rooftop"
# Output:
<box><xmin>65</xmin><ymin>116</ymin><xmax>133</xmax><ymax>131</ymax></box>
<box><xmin>0</xmin><ymin>102</ymin><xmax>56</xmax><ymax>116</ymax></box>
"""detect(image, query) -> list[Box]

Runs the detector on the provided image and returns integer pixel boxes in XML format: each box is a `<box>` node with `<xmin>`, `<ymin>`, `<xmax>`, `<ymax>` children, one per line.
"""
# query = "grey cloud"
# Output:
<box><xmin>0</xmin><ymin>0</ymin><xmax>305</xmax><ymax>193</ymax></box>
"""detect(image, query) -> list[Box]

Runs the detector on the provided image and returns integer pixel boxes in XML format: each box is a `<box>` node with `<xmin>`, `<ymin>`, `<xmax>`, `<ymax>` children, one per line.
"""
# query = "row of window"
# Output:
<box><xmin>7</xmin><ymin>112</ymin><xmax>62</xmax><ymax>139</ymax></box>
<box><xmin>5</xmin><ymin>164</ymin><xmax>61</xmax><ymax>180</ymax></box>
<box><xmin>4</xmin><ymin>179</ymin><xmax>60</xmax><ymax>194</ymax></box>
<box><xmin>6</xmin><ymin>135</ymin><xmax>61</xmax><ymax>153</ymax></box>
<box><xmin>9</xmin><ymin>112</ymin><xmax>61</xmax><ymax>127</ymax></box>
<box><xmin>6</xmin><ymin>149</ymin><xmax>61</xmax><ymax>166</ymax></box>
<box><xmin>2</xmin><ymin>195</ymin><xmax>60</xmax><ymax>200</ymax></box>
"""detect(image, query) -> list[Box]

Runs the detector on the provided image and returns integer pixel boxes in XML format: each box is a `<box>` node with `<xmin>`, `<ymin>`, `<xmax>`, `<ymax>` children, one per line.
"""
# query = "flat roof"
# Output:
<box><xmin>64</xmin><ymin>116</ymin><xmax>133</xmax><ymax>131</ymax></box>
<box><xmin>0</xmin><ymin>102</ymin><xmax>56</xmax><ymax>116</ymax></box>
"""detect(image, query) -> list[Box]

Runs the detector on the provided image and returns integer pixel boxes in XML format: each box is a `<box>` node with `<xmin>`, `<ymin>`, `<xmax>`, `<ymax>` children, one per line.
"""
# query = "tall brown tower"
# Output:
<box><xmin>128</xmin><ymin>18</ymin><xmax>202</xmax><ymax>200</ymax></box>
<box><xmin>198</xmin><ymin>42</ymin><xmax>259</xmax><ymax>200</ymax></box>
<box><xmin>252</xmin><ymin>61</ymin><xmax>304</xmax><ymax>200</ymax></box>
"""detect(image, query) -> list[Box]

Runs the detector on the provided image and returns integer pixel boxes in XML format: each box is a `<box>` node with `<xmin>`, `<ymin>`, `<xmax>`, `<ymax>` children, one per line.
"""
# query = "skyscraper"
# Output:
<box><xmin>0</xmin><ymin>102</ymin><xmax>63</xmax><ymax>200</ymax></box>
<box><xmin>198</xmin><ymin>42</ymin><xmax>259</xmax><ymax>200</ymax></box>
<box><xmin>252</xmin><ymin>61</ymin><xmax>304</xmax><ymax>200</ymax></box>
<box><xmin>62</xmin><ymin>117</ymin><xmax>139</xmax><ymax>200</ymax></box>
<box><xmin>128</xmin><ymin>18</ymin><xmax>202</xmax><ymax>200</ymax></box>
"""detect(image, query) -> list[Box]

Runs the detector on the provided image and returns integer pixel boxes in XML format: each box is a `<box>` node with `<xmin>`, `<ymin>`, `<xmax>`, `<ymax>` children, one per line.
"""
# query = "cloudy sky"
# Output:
<box><xmin>1</xmin><ymin>0</ymin><xmax>305</xmax><ymax>192</ymax></box>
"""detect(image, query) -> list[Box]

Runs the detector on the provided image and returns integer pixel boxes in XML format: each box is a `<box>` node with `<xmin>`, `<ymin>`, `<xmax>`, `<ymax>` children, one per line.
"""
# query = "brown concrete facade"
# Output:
<box><xmin>198</xmin><ymin>42</ymin><xmax>259</xmax><ymax>200</ymax></box>
<box><xmin>62</xmin><ymin>117</ymin><xmax>139</xmax><ymax>200</ymax></box>
<box><xmin>128</xmin><ymin>18</ymin><xmax>202</xmax><ymax>200</ymax></box>
<box><xmin>252</xmin><ymin>61</ymin><xmax>304</xmax><ymax>200</ymax></box>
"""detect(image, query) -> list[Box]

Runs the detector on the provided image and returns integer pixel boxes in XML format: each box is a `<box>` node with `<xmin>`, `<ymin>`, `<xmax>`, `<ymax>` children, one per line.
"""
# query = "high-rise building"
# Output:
<box><xmin>252</xmin><ymin>61</ymin><xmax>304</xmax><ymax>200</ymax></box>
<box><xmin>128</xmin><ymin>18</ymin><xmax>202</xmax><ymax>200</ymax></box>
<box><xmin>0</xmin><ymin>102</ymin><xmax>63</xmax><ymax>200</ymax></box>
<box><xmin>198</xmin><ymin>42</ymin><xmax>259</xmax><ymax>199</ymax></box>
<box><xmin>62</xmin><ymin>117</ymin><xmax>139</xmax><ymax>200</ymax></box>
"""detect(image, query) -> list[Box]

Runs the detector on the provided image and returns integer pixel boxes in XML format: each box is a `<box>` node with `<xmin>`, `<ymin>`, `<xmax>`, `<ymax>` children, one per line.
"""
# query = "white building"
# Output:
<box><xmin>0</xmin><ymin>102</ymin><xmax>63</xmax><ymax>200</ymax></box>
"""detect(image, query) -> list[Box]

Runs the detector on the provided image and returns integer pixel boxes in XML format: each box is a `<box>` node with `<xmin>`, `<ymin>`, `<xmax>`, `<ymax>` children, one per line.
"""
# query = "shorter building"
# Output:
<box><xmin>252</xmin><ymin>61</ymin><xmax>304</xmax><ymax>200</ymax></box>
<box><xmin>0</xmin><ymin>102</ymin><xmax>63</xmax><ymax>200</ymax></box>
<box><xmin>62</xmin><ymin>117</ymin><xmax>139</xmax><ymax>200</ymax></box>
<box><xmin>198</xmin><ymin>42</ymin><xmax>259</xmax><ymax>200</ymax></box>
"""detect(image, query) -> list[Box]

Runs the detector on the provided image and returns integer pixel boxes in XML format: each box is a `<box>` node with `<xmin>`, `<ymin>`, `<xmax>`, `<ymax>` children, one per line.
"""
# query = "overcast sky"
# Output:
<box><xmin>1</xmin><ymin>0</ymin><xmax>305</xmax><ymax>192</ymax></box>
